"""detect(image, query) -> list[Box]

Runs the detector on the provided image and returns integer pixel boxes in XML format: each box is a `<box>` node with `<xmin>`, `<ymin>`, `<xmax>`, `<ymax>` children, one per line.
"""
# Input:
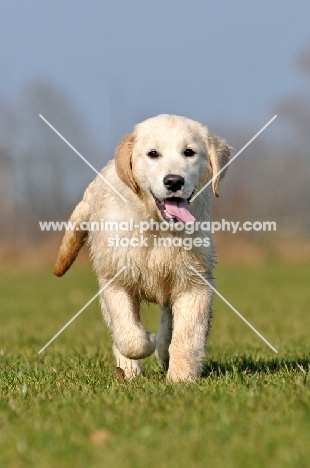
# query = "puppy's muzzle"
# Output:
<box><xmin>163</xmin><ymin>174</ymin><xmax>184</xmax><ymax>192</ymax></box>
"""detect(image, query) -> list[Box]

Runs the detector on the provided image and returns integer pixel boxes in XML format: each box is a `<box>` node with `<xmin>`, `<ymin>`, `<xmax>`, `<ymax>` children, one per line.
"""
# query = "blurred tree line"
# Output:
<box><xmin>0</xmin><ymin>80</ymin><xmax>102</xmax><ymax>244</ymax></box>
<box><xmin>0</xmin><ymin>46</ymin><xmax>309</xmax><ymax>245</ymax></box>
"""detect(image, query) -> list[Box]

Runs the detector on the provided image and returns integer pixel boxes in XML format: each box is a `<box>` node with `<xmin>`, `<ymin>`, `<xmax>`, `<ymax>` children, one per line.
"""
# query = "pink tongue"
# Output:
<box><xmin>164</xmin><ymin>199</ymin><xmax>196</xmax><ymax>224</ymax></box>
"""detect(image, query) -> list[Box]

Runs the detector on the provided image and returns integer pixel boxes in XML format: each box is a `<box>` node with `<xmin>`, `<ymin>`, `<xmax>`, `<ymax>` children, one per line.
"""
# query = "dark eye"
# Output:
<box><xmin>184</xmin><ymin>148</ymin><xmax>196</xmax><ymax>157</ymax></box>
<box><xmin>147</xmin><ymin>150</ymin><xmax>159</xmax><ymax>159</ymax></box>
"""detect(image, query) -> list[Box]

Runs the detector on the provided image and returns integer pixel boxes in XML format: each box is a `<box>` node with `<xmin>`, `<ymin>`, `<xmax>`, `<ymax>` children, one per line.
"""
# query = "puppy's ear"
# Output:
<box><xmin>208</xmin><ymin>134</ymin><xmax>231</xmax><ymax>197</ymax></box>
<box><xmin>115</xmin><ymin>132</ymin><xmax>139</xmax><ymax>194</ymax></box>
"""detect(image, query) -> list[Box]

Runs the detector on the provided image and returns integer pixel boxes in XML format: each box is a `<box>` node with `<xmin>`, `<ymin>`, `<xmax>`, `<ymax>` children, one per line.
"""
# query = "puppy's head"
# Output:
<box><xmin>115</xmin><ymin>114</ymin><xmax>231</xmax><ymax>223</ymax></box>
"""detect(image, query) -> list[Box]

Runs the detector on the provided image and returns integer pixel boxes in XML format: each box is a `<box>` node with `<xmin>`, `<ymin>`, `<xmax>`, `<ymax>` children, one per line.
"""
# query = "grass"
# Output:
<box><xmin>0</xmin><ymin>260</ymin><xmax>309</xmax><ymax>468</ymax></box>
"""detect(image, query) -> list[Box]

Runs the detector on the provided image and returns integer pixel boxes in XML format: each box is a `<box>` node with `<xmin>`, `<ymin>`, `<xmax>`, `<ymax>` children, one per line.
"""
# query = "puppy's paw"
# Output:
<box><xmin>113</xmin><ymin>344</ymin><xmax>142</xmax><ymax>379</ymax></box>
<box><xmin>166</xmin><ymin>360</ymin><xmax>198</xmax><ymax>383</ymax></box>
<box><xmin>116</xmin><ymin>364</ymin><xmax>141</xmax><ymax>380</ymax></box>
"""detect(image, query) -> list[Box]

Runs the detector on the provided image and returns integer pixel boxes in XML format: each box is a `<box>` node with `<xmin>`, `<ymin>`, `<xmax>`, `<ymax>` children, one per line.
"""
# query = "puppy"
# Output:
<box><xmin>54</xmin><ymin>114</ymin><xmax>231</xmax><ymax>381</ymax></box>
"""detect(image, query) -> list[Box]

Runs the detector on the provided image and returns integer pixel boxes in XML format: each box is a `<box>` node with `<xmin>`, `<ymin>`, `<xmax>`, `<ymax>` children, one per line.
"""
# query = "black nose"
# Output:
<box><xmin>163</xmin><ymin>174</ymin><xmax>185</xmax><ymax>192</ymax></box>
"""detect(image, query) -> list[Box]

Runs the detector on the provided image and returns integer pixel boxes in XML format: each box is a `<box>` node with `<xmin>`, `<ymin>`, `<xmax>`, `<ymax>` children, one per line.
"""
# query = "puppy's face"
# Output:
<box><xmin>115</xmin><ymin>114</ymin><xmax>231</xmax><ymax>223</ymax></box>
<box><xmin>132</xmin><ymin>115</ymin><xmax>209</xmax><ymax>222</ymax></box>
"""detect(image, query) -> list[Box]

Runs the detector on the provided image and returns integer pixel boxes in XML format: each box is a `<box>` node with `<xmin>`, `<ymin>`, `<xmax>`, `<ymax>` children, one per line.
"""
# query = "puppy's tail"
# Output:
<box><xmin>53</xmin><ymin>181</ymin><xmax>94</xmax><ymax>277</ymax></box>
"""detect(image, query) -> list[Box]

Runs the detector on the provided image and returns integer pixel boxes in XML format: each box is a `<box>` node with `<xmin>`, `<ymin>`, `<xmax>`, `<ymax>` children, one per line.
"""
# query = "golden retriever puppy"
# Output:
<box><xmin>54</xmin><ymin>114</ymin><xmax>231</xmax><ymax>382</ymax></box>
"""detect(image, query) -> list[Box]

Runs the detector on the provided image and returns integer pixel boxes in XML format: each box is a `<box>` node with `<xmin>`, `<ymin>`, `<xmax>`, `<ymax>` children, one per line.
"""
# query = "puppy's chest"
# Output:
<box><xmin>90</xmin><ymin>228</ymin><xmax>210</xmax><ymax>303</ymax></box>
<box><xmin>130</xmin><ymin>246</ymin><xmax>183</xmax><ymax>303</ymax></box>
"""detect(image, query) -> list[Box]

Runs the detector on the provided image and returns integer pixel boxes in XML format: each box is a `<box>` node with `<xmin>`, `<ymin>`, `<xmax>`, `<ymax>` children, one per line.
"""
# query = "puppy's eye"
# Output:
<box><xmin>184</xmin><ymin>148</ymin><xmax>196</xmax><ymax>157</ymax></box>
<box><xmin>147</xmin><ymin>150</ymin><xmax>159</xmax><ymax>159</ymax></box>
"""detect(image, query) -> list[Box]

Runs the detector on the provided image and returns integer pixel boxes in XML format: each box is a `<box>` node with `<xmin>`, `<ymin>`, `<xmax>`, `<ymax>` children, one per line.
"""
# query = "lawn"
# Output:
<box><xmin>0</xmin><ymin>260</ymin><xmax>309</xmax><ymax>468</ymax></box>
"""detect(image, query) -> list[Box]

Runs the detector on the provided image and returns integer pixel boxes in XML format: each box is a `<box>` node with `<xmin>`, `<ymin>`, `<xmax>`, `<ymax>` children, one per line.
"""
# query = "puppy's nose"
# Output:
<box><xmin>163</xmin><ymin>174</ymin><xmax>185</xmax><ymax>192</ymax></box>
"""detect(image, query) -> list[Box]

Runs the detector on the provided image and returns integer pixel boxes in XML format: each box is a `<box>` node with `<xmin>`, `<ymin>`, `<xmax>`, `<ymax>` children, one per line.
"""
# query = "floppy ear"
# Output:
<box><xmin>207</xmin><ymin>134</ymin><xmax>231</xmax><ymax>197</ymax></box>
<box><xmin>115</xmin><ymin>132</ymin><xmax>139</xmax><ymax>194</ymax></box>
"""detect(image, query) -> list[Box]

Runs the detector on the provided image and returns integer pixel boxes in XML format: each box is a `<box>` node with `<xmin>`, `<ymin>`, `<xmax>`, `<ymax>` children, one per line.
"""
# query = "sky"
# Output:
<box><xmin>1</xmin><ymin>0</ymin><xmax>310</xmax><ymax>154</ymax></box>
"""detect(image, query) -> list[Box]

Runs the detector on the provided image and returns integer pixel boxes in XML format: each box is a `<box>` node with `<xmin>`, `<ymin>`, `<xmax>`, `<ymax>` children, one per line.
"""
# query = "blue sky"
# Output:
<box><xmin>1</xmin><ymin>0</ymin><xmax>310</xmax><ymax>153</ymax></box>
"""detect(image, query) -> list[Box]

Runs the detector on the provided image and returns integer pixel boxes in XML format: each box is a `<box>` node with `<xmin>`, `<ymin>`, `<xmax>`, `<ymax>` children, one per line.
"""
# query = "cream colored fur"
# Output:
<box><xmin>54</xmin><ymin>114</ymin><xmax>231</xmax><ymax>382</ymax></box>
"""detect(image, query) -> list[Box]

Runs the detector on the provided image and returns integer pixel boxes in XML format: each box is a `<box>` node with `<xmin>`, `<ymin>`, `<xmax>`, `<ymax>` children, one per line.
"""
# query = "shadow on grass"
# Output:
<box><xmin>201</xmin><ymin>356</ymin><xmax>310</xmax><ymax>377</ymax></box>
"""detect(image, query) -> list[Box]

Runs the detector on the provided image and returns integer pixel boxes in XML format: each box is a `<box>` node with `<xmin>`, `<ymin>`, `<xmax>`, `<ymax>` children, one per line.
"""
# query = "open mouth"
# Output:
<box><xmin>151</xmin><ymin>191</ymin><xmax>196</xmax><ymax>224</ymax></box>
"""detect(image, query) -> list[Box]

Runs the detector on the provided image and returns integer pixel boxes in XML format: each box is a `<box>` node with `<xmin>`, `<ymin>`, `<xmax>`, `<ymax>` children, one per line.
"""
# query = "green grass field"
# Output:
<box><xmin>1</xmin><ymin>260</ymin><xmax>309</xmax><ymax>468</ymax></box>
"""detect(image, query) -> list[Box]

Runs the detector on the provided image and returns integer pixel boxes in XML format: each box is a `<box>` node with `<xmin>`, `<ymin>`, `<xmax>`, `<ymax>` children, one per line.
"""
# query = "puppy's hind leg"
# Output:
<box><xmin>155</xmin><ymin>305</ymin><xmax>172</xmax><ymax>370</ymax></box>
<box><xmin>113</xmin><ymin>344</ymin><xmax>141</xmax><ymax>378</ymax></box>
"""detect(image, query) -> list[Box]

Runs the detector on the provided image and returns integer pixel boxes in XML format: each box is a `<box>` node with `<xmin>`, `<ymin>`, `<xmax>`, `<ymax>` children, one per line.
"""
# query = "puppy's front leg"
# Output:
<box><xmin>167</xmin><ymin>286</ymin><xmax>213</xmax><ymax>382</ymax></box>
<box><xmin>100</xmin><ymin>285</ymin><xmax>156</xmax><ymax>375</ymax></box>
